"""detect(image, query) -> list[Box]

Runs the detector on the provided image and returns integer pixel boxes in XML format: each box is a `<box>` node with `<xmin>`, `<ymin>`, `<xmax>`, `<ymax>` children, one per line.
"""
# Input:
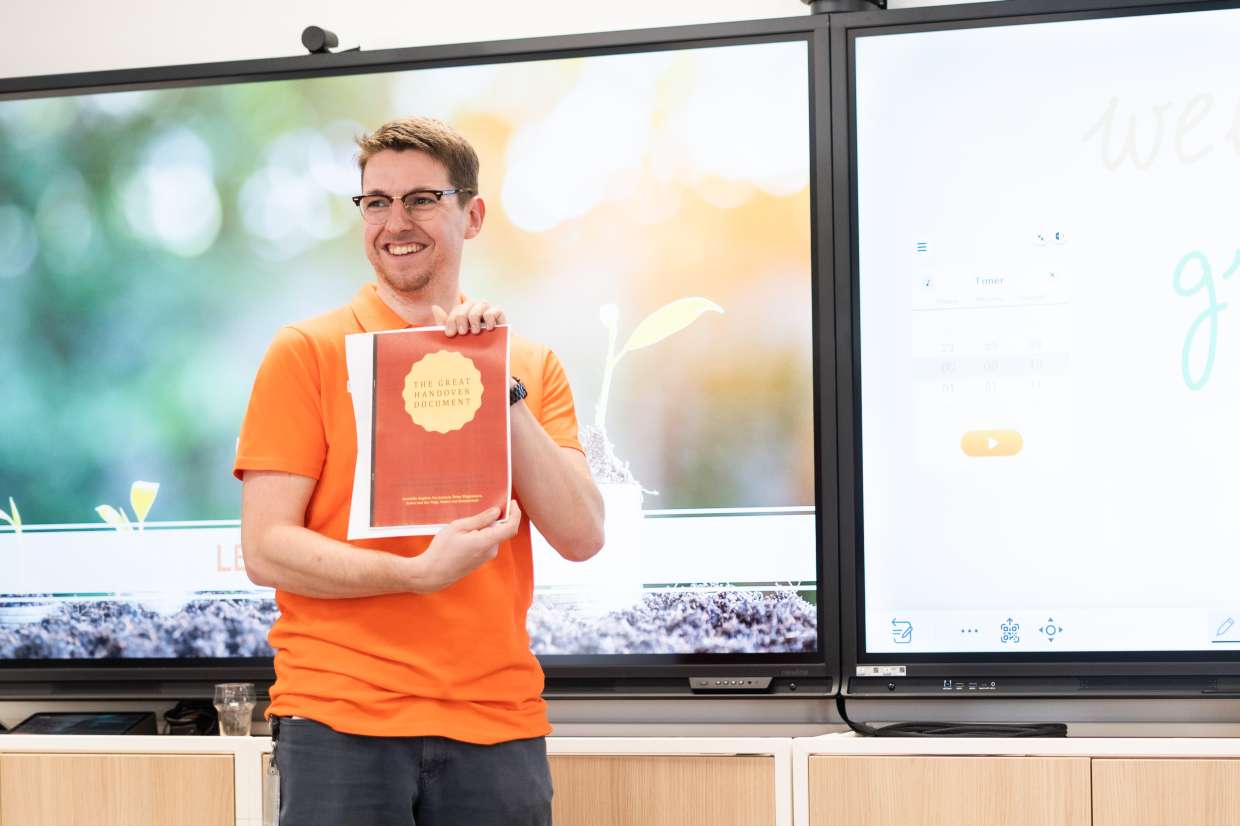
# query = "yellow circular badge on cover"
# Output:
<box><xmin>402</xmin><ymin>350</ymin><xmax>484</xmax><ymax>433</ymax></box>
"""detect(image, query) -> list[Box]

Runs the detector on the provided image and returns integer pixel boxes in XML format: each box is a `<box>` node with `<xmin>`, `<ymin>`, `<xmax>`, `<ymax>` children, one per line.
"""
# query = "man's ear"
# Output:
<box><xmin>464</xmin><ymin>195</ymin><xmax>486</xmax><ymax>240</ymax></box>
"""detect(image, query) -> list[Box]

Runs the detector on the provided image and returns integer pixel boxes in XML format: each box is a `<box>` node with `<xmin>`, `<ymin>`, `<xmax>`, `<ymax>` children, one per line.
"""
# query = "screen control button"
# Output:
<box><xmin>961</xmin><ymin>429</ymin><xmax>1023</xmax><ymax>457</ymax></box>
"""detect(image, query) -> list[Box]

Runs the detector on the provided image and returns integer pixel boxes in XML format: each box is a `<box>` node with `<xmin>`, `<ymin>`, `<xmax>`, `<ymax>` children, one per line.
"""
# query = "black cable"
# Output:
<box><xmin>869</xmin><ymin>722</ymin><xmax>1068</xmax><ymax>738</ymax></box>
<box><xmin>835</xmin><ymin>695</ymin><xmax>1067</xmax><ymax>738</ymax></box>
<box><xmin>835</xmin><ymin>694</ymin><xmax>880</xmax><ymax>736</ymax></box>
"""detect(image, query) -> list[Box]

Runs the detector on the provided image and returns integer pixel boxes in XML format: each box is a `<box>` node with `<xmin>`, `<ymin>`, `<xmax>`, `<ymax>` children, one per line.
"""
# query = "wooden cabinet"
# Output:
<box><xmin>23</xmin><ymin>734</ymin><xmax>1240</xmax><ymax>826</ymax></box>
<box><xmin>0</xmin><ymin>754</ymin><xmax>234</xmax><ymax>826</ymax></box>
<box><xmin>808</xmin><ymin>755</ymin><xmax>1091</xmax><ymax>826</ymax></box>
<box><xmin>0</xmin><ymin>735</ymin><xmax>783</xmax><ymax>826</ymax></box>
<box><xmin>799</xmin><ymin>739</ymin><xmax>1240</xmax><ymax>826</ymax></box>
<box><xmin>550</xmin><ymin>754</ymin><xmax>776</xmax><ymax>826</ymax></box>
<box><xmin>1093</xmin><ymin>758</ymin><xmax>1240</xmax><ymax>826</ymax></box>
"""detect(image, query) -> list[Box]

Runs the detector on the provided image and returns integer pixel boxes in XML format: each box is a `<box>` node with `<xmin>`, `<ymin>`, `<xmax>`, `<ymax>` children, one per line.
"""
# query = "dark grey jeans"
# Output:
<box><xmin>272</xmin><ymin>717</ymin><xmax>553</xmax><ymax>826</ymax></box>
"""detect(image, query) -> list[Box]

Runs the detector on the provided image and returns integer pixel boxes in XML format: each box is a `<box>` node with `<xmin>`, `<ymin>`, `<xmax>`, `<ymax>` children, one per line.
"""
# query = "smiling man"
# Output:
<box><xmin>233</xmin><ymin>117</ymin><xmax>604</xmax><ymax>826</ymax></box>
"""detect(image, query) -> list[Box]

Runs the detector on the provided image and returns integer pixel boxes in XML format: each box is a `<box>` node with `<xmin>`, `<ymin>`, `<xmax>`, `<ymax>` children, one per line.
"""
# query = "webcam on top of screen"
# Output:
<box><xmin>801</xmin><ymin>0</ymin><xmax>886</xmax><ymax>13</ymax></box>
<box><xmin>301</xmin><ymin>26</ymin><xmax>361</xmax><ymax>56</ymax></box>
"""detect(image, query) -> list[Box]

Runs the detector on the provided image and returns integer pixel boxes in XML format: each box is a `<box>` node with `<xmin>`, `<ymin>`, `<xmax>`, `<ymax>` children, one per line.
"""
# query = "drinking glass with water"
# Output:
<box><xmin>213</xmin><ymin>683</ymin><xmax>256</xmax><ymax>736</ymax></box>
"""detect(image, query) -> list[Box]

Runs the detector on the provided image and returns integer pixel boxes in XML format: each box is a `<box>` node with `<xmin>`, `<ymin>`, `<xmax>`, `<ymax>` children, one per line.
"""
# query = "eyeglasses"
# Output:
<box><xmin>351</xmin><ymin>188</ymin><xmax>474</xmax><ymax>224</ymax></box>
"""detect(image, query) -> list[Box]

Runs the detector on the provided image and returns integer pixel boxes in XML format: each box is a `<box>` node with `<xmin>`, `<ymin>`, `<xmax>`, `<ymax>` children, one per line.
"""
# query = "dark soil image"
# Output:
<box><xmin>528</xmin><ymin>588</ymin><xmax>817</xmax><ymax>655</ymax></box>
<box><xmin>0</xmin><ymin>589</ymin><xmax>816</xmax><ymax>659</ymax></box>
<box><xmin>0</xmin><ymin>599</ymin><xmax>279</xmax><ymax>659</ymax></box>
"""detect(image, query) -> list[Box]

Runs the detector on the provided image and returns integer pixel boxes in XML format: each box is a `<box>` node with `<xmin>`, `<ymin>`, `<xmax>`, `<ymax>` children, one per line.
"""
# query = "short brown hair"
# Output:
<box><xmin>355</xmin><ymin>117</ymin><xmax>479</xmax><ymax>194</ymax></box>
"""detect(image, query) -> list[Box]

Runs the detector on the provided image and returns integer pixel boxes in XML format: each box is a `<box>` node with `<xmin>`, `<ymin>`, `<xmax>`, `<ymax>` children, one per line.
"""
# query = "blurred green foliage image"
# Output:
<box><xmin>0</xmin><ymin>40</ymin><xmax>818</xmax><ymax>658</ymax></box>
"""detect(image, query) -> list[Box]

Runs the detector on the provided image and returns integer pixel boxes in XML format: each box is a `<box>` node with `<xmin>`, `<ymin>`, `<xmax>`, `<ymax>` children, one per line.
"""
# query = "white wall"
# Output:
<box><xmin>1</xmin><ymin>0</ymin><xmax>792</xmax><ymax>79</ymax></box>
<box><xmin>0</xmin><ymin>0</ymin><xmax>972</xmax><ymax>79</ymax></box>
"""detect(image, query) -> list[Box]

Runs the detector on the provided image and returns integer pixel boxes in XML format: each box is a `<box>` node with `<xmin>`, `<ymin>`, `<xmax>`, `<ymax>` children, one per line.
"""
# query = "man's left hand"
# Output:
<box><xmin>431</xmin><ymin>300</ymin><xmax>506</xmax><ymax>336</ymax></box>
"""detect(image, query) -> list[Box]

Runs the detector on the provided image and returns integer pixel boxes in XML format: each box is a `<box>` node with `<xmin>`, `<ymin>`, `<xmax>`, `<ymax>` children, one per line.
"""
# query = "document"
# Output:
<box><xmin>345</xmin><ymin>325</ymin><xmax>511</xmax><ymax>539</ymax></box>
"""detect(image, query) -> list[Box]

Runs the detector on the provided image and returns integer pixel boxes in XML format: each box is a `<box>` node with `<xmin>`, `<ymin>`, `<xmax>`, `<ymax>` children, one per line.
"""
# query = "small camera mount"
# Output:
<box><xmin>802</xmin><ymin>0</ymin><xmax>885</xmax><ymax>12</ymax></box>
<box><xmin>301</xmin><ymin>26</ymin><xmax>359</xmax><ymax>55</ymax></box>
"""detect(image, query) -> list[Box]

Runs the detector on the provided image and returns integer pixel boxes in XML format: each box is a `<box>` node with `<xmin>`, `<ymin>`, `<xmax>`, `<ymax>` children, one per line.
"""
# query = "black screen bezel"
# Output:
<box><xmin>834</xmin><ymin>0</ymin><xmax>1240</xmax><ymax>695</ymax></box>
<box><xmin>0</xmin><ymin>15</ymin><xmax>838</xmax><ymax>694</ymax></box>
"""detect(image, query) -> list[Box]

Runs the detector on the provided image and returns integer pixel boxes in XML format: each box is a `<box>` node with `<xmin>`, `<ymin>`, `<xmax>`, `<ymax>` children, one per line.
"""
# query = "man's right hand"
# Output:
<box><xmin>408</xmin><ymin>502</ymin><xmax>523</xmax><ymax>593</ymax></box>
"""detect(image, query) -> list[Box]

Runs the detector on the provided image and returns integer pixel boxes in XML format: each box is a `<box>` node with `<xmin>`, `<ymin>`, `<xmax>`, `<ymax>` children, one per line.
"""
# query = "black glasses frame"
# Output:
<box><xmin>351</xmin><ymin>188</ymin><xmax>475</xmax><ymax>221</ymax></box>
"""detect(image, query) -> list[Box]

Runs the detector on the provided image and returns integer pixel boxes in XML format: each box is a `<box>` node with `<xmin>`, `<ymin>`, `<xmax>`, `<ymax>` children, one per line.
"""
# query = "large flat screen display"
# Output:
<box><xmin>853</xmin><ymin>2</ymin><xmax>1240</xmax><ymax>660</ymax></box>
<box><xmin>0</xmin><ymin>28</ymin><xmax>822</xmax><ymax>674</ymax></box>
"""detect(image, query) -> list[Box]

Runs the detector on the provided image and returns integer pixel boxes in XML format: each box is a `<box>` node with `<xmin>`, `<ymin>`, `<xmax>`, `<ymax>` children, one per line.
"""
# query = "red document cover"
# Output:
<box><xmin>370</xmin><ymin>326</ymin><xmax>510</xmax><ymax>529</ymax></box>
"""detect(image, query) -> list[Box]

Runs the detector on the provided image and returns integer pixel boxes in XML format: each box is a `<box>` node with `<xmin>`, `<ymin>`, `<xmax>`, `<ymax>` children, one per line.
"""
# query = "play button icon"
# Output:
<box><xmin>961</xmin><ymin>429</ymin><xmax>1023</xmax><ymax>457</ymax></box>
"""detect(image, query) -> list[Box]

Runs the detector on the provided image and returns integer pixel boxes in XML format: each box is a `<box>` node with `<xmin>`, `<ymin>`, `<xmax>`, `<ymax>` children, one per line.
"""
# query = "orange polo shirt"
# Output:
<box><xmin>233</xmin><ymin>282</ymin><xmax>583</xmax><ymax>743</ymax></box>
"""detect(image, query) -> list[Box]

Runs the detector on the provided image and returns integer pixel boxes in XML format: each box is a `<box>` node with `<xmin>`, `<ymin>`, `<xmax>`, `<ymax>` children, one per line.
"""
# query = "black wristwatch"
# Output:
<box><xmin>509</xmin><ymin>377</ymin><xmax>528</xmax><ymax>406</ymax></box>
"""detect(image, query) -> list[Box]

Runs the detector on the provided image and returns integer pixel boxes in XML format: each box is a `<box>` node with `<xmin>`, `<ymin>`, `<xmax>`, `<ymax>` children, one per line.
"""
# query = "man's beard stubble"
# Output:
<box><xmin>378</xmin><ymin>266</ymin><xmax>433</xmax><ymax>297</ymax></box>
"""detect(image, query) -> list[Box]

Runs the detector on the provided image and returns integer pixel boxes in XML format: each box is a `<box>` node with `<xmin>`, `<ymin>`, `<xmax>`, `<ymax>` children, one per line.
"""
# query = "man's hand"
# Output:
<box><xmin>432</xmin><ymin>300</ymin><xmax>506</xmax><ymax>336</ymax></box>
<box><xmin>410</xmin><ymin>502</ymin><xmax>522</xmax><ymax>593</ymax></box>
<box><xmin>430</xmin><ymin>297</ymin><xmax>604</xmax><ymax>561</ymax></box>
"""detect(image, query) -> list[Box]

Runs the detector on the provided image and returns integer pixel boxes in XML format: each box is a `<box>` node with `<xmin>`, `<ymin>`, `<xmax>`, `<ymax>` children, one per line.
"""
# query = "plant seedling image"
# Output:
<box><xmin>0</xmin><ymin>498</ymin><xmax>20</xmax><ymax>536</ymax></box>
<box><xmin>95</xmin><ymin>481</ymin><xmax>161</xmax><ymax>532</ymax></box>
<box><xmin>584</xmin><ymin>297</ymin><xmax>724</xmax><ymax>488</ymax></box>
